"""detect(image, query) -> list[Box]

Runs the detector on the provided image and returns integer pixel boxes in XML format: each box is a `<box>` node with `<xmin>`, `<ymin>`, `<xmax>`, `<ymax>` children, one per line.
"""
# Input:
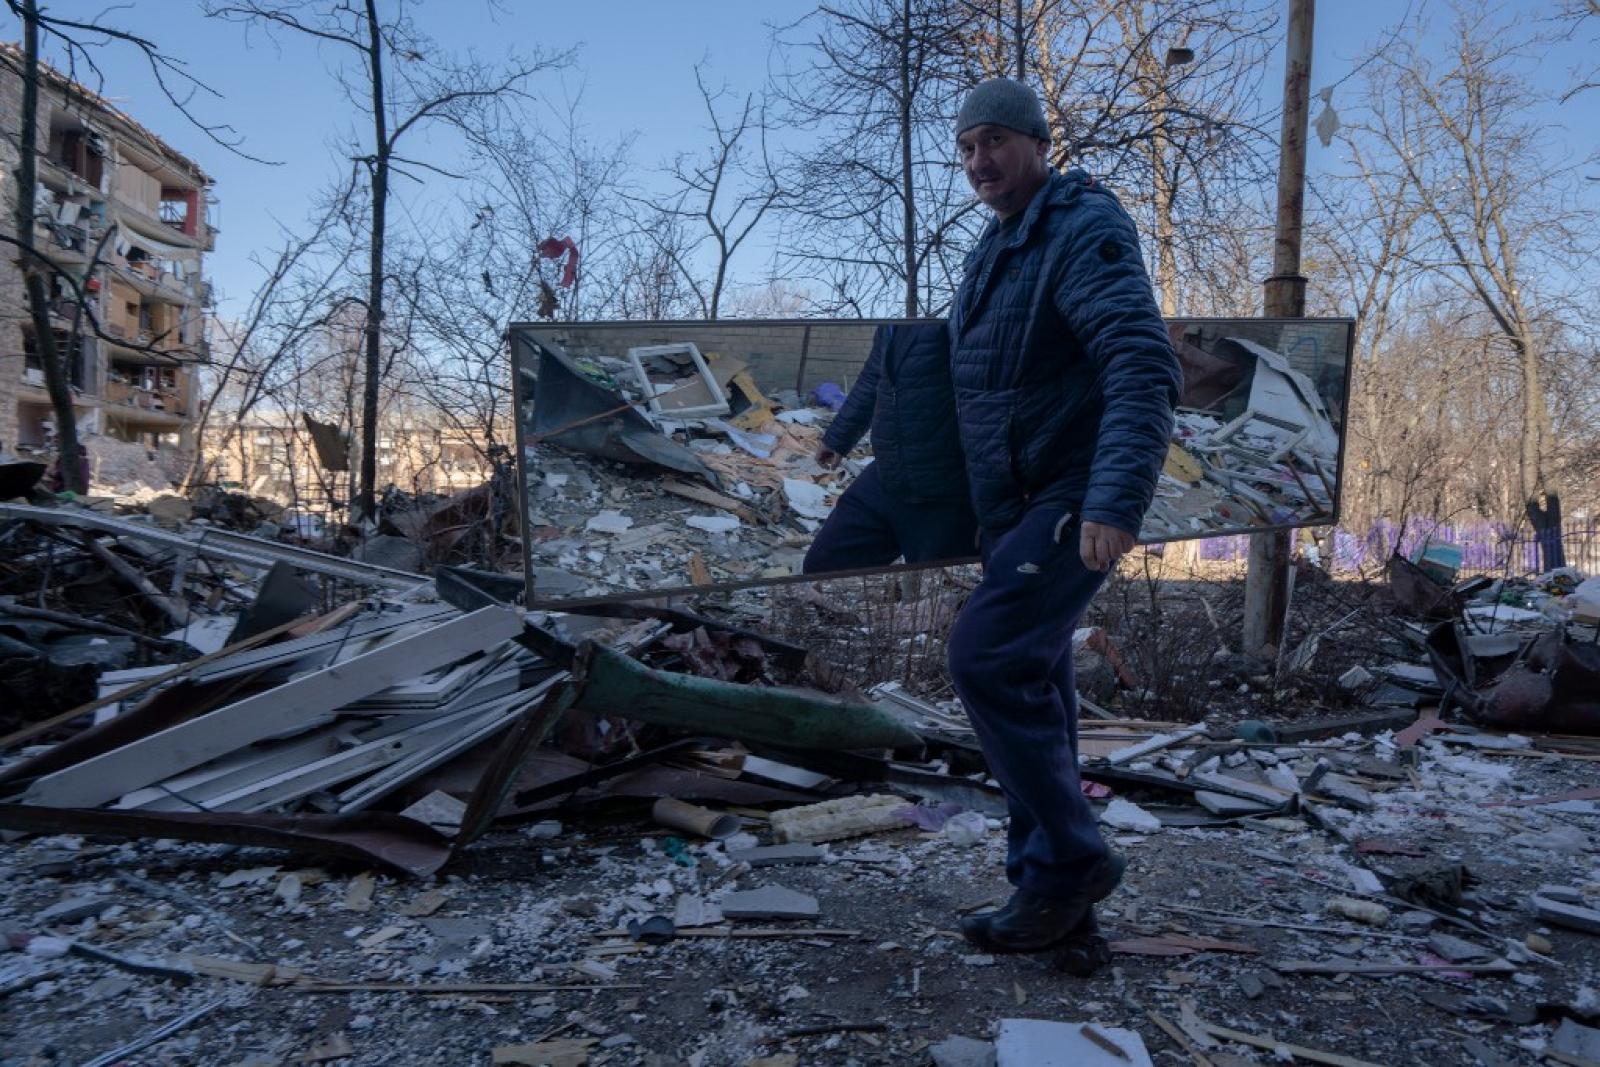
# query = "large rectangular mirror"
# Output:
<box><xmin>510</xmin><ymin>317</ymin><xmax>1354</xmax><ymax>606</ymax></box>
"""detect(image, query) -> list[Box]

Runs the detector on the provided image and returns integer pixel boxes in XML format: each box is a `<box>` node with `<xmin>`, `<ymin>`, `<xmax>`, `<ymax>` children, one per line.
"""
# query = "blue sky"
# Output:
<box><xmin>23</xmin><ymin>0</ymin><xmax>1596</xmax><ymax>316</ymax></box>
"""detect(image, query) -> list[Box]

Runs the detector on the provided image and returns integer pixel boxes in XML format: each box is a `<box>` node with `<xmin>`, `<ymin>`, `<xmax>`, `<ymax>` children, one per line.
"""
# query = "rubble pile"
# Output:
<box><xmin>83</xmin><ymin>435</ymin><xmax>186</xmax><ymax>502</ymax></box>
<box><xmin>4</xmin><ymin>669</ymin><xmax>1600</xmax><ymax>1064</ymax></box>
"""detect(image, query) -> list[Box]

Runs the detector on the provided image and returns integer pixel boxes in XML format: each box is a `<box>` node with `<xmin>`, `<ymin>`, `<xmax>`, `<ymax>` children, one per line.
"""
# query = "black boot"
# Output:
<box><xmin>958</xmin><ymin>851</ymin><xmax>1125</xmax><ymax>954</ymax></box>
<box><xmin>1051</xmin><ymin>910</ymin><xmax>1112</xmax><ymax>977</ymax></box>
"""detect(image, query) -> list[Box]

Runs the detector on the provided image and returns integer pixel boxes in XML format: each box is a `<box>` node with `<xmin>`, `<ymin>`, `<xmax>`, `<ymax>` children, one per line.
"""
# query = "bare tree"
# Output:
<box><xmin>184</xmin><ymin>173</ymin><xmax>363</xmax><ymax>489</ymax></box>
<box><xmin>772</xmin><ymin>0</ymin><xmax>980</xmax><ymax>316</ymax></box>
<box><xmin>1554</xmin><ymin>0</ymin><xmax>1599</xmax><ymax>103</ymax></box>
<box><xmin>1305</xmin><ymin>1</ymin><xmax>1600</xmax><ymax>545</ymax></box>
<box><xmin>204</xmin><ymin>0</ymin><xmax>568</xmax><ymax>519</ymax></box>
<box><xmin>1355</xmin><ymin>3</ymin><xmax>1598</xmax><ymax>531</ymax></box>
<box><xmin>624</xmin><ymin>66</ymin><xmax>784</xmax><ymax>319</ymax></box>
<box><xmin>392</xmin><ymin>93</ymin><xmax>640</xmax><ymax>465</ymax></box>
<box><xmin>770</xmin><ymin>1</ymin><xmax>1275</xmax><ymax>317</ymax></box>
<box><xmin>989</xmin><ymin>0</ymin><xmax>1277</xmax><ymax>316</ymax></box>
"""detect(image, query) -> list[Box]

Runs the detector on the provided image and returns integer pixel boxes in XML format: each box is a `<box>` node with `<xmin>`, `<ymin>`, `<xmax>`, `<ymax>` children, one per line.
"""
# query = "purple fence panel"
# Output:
<box><xmin>1173</xmin><ymin>520</ymin><xmax>1594</xmax><ymax>577</ymax></box>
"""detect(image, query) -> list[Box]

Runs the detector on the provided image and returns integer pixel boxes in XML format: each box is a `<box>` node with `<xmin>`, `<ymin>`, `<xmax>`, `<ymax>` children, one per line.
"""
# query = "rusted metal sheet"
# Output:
<box><xmin>0</xmin><ymin>803</ymin><xmax>452</xmax><ymax>877</ymax></box>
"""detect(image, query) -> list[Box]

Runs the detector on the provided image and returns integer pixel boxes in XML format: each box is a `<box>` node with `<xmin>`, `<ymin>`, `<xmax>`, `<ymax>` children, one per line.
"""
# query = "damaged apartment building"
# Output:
<box><xmin>0</xmin><ymin>44</ymin><xmax>213</xmax><ymax>480</ymax></box>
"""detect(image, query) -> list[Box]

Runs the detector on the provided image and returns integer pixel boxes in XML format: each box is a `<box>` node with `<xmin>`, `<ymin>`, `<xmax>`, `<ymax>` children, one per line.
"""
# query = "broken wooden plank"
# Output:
<box><xmin>24</xmin><ymin>607</ymin><xmax>523</xmax><ymax>809</ymax></box>
<box><xmin>595</xmin><ymin>926</ymin><xmax>859</xmax><ymax>940</ymax></box>
<box><xmin>1109</xmin><ymin>934</ymin><xmax>1259</xmax><ymax>957</ymax></box>
<box><xmin>1192</xmin><ymin>1017</ymin><xmax>1385</xmax><ymax>1067</ymax></box>
<box><xmin>75</xmin><ymin>531</ymin><xmax>192</xmax><ymax>629</ymax></box>
<box><xmin>660</xmin><ymin>478</ymin><xmax>759</xmax><ymax>523</ymax></box>
<box><xmin>1145</xmin><ymin>1012</ymin><xmax>1215</xmax><ymax>1067</ymax></box>
<box><xmin>294</xmin><ymin>981</ymin><xmax>638</xmax><ymax>994</ymax></box>
<box><xmin>1105</xmin><ymin>724</ymin><xmax>1207</xmax><ymax>766</ymax></box>
<box><xmin>1270</xmin><ymin>959</ymin><xmax>1517</xmax><ymax>976</ymax></box>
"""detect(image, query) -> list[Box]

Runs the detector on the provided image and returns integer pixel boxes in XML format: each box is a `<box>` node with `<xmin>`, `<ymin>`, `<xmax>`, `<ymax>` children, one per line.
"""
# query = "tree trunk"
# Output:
<box><xmin>1014</xmin><ymin>0</ymin><xmax>1026</xmax><ymax>79</ymax></box>
<box><xmin>357</xmin><ymin>0</ymin><xmax>388</xmax><ymax>522</ymax></box>
<box><xmin>14</xmin><ymin>0</ymin><xmax>86</xmax><ymax>494</ymax></box>
<box><xmin>899</xmin><ymin>0</ymin><xmax>918</xmax><ymax>317</ymax></box>
<box><xmin>1513</xmin><ymin>332</ymin><xmax>1550</xmax><ymax>511</ymax></box>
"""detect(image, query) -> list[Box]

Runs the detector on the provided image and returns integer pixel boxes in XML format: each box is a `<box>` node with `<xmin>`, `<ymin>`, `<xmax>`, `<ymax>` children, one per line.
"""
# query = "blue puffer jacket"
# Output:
<box><xmin>822</xmin><ymin>322</ymin><xmax>970</xmax><ymax>503</ymax></box>
<box><xmin>948</xmin><ymin>169</ymin><xmax>1181</xmax><ymax>534</ymax></box>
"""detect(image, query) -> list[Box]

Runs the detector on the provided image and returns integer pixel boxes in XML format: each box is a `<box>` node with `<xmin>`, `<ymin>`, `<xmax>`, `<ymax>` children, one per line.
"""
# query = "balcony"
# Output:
<box><xmin>113</xmin><ymin>259</ymin><xmax>202</xmax><ymax>306</ymax></box>
<box><xmin>112</xmin><ymin>195</ymin><xmax>210</xmax><ymax>252</ymax></box>
<box><xmin>102</xmin><ymin>379</ymin><xmax>189</xmax><ymax>424</ymax></box>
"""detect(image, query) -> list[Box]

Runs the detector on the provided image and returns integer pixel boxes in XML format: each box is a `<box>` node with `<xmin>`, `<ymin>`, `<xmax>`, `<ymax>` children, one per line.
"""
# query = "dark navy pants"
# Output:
<box><xmin>802</xmin><ymin>463</ymin><xmax>978</xmax><ymax>573</ymax></box>
<box><xmin>947</xmin><ymin>500</ymin><xmax>1110</xmax><ymax>898</ymax></box>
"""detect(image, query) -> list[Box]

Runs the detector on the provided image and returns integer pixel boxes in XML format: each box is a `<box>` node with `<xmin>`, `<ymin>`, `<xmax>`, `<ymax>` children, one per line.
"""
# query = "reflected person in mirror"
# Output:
<box><xmin>946</xmin><ymin>79</ymin><xmax>1182</xmax><ymax>961</ymax></box>
<box><xmin>802</xmin><ymin>321</ymin><xmax>978</xmax><ymax>573</ymax></box>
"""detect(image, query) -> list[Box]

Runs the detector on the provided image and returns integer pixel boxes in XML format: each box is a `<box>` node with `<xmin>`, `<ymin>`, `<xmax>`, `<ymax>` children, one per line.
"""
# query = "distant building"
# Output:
<box><xmin>0</xmin><ymin>43</ymin><xmax>214</xmax><ymax>466</ymax></box>
<box><xmin>200</xmin><ymin>410</ymin><xmax>494</xmax><ymax>513</ymax></box>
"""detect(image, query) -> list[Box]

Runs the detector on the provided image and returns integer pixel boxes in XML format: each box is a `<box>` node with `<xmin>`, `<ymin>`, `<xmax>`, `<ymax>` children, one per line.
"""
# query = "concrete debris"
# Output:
<box><xmin>1312</xmin><ymin>772</ymin><xmax>1375</xmax><ymax>811</ymax></box>
<box><xmin>995</xmin><ymin>1019</ymin><xmax>1154</xmax><ymax>1067</ymax></box>
<box><xmin>1194</xmin><ymin>790</ymin><xmax>1277</xmax><ymax>817</ymax></box>
<box><xmin>1324</xmin><ymin>897</ymin><xmax>1390</xmax><ymax>927</ymax></box>
<box><xmin>943</xmin><ymin>810</ymin><xmax>990</xmax><ymax>845</ymax></box>
<box><xmin>726</xmin><ymin>844</ymin><xmax>826</xmax><ymax>867</ymax></box>
<box><xmin>491</xmin><ymin>1039</ymin><xmax>594</xmax><ymax>1066</ymax></box>
<box><xmin>685</xmin><ymin>514</ymin><xmax>741</xmax><ymax>534</ymax></box>
<box><xmin>673</xmin><ymin>894</ymin><xmax>723</xmax><ymax>927</ymax></box>
<box><xmin>769</xmin><ymin>794</ymin><xmax>910</xmax><ymax>844</ymax></box>
<box><xmin>718</xmin><ymin>885</ymin><xmax>821</xmax><ymax>921</ymax></box>
<box><xmin>1533</xmin><ymin>895</ymin><xmax>1600</xmax><ymax>935</ymax></box>
<box><xmin>33</xmin><ymin>895</ymin><xmax>113</xmax><ymax>926</ymax></box>
<box><xmin>398</xmin><ymin>791</ymin><xmax>469</xmax><ymax>836</ymax></box>
<box><xmin>1101</xmin><ymin>797</ymin><xmax>1163</xmax><ymax>832</ymax></box>
<box><xmin>1427</xmin><ymin>931</ymin><xmax>1495</xmax><ymax>962</ymax></box>
<box><xmin>1553</xmin><ymin>1018</ymin><xmax>1600</xmax><ymax>1063</ymax></box>
<box><xmin>584</xmin><ymin>509</ymin><xmax>634</xmax><ymax>535</ymax></box>
<box><xmin>1338</xmin><ymin>665</ymin><xmax>1374</xmax><ymax>689</ymax></box>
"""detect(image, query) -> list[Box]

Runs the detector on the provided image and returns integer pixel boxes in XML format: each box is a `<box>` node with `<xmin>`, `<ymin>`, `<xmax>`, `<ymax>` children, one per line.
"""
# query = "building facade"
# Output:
<box><xmin>0</xmin><ymin>44</ymin><xmax>213</xmax><ymax>469</ymax></box>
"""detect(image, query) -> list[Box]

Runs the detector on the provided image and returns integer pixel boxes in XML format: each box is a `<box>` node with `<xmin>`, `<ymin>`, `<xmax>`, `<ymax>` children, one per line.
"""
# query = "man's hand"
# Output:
<box><xmin>1080</xmin><ymin>521</ymin><xmax>1134</xmax><ymax>572</ymax></box>
<box><xmin>815</xmin><ymin>445</ymin><xmax>842</xmax><ymax>469</ymax></box>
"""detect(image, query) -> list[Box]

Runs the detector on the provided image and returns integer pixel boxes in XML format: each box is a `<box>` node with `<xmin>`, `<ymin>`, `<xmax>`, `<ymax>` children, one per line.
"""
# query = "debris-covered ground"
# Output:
<box><xmin>4</xmin><ymin>443</ymin><xmax>1600</xmax><ymax>1065</ymax></box>
<box><xmin>4</xmin><ymin>725</ymin><xmax>1600</xmax><ymax>1066</ymax></box>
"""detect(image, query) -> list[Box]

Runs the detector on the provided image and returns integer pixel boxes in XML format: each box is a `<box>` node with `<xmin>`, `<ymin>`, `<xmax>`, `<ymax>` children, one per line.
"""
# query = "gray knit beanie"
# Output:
<box><xmin>955</xmin><ymin>78</ymin><xmax>1049</xmax><ymax>142</ymax></box>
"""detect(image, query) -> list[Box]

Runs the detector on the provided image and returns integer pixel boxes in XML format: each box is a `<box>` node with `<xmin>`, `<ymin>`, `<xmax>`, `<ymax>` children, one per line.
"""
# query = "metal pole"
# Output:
<box><xmin>1243</xmin><ymin>0</ymin><xmax>1314</xmax><ymax>656</ymax></box>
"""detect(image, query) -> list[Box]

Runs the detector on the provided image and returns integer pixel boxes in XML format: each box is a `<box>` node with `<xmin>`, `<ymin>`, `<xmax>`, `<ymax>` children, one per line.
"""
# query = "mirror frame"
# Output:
<box><xmin>509</xmin><ymin>316</ymin><xmax>1357</xmax><ymax>608</ymax></box>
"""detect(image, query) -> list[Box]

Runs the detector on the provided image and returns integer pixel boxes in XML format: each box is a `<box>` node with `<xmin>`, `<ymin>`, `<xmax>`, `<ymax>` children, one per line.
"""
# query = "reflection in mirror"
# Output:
<box><xmin>510</xmin><ymin>318</ymin><xmax>1352</xmax><ymax>606</ymax></box>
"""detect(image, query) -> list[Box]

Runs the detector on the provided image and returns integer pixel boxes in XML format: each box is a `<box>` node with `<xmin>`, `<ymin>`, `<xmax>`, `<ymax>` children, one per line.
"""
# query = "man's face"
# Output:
<box><xmin>957</xmin><ymin>123</ymin><xmax>1048</xmax><ymax>218</ymax></box>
